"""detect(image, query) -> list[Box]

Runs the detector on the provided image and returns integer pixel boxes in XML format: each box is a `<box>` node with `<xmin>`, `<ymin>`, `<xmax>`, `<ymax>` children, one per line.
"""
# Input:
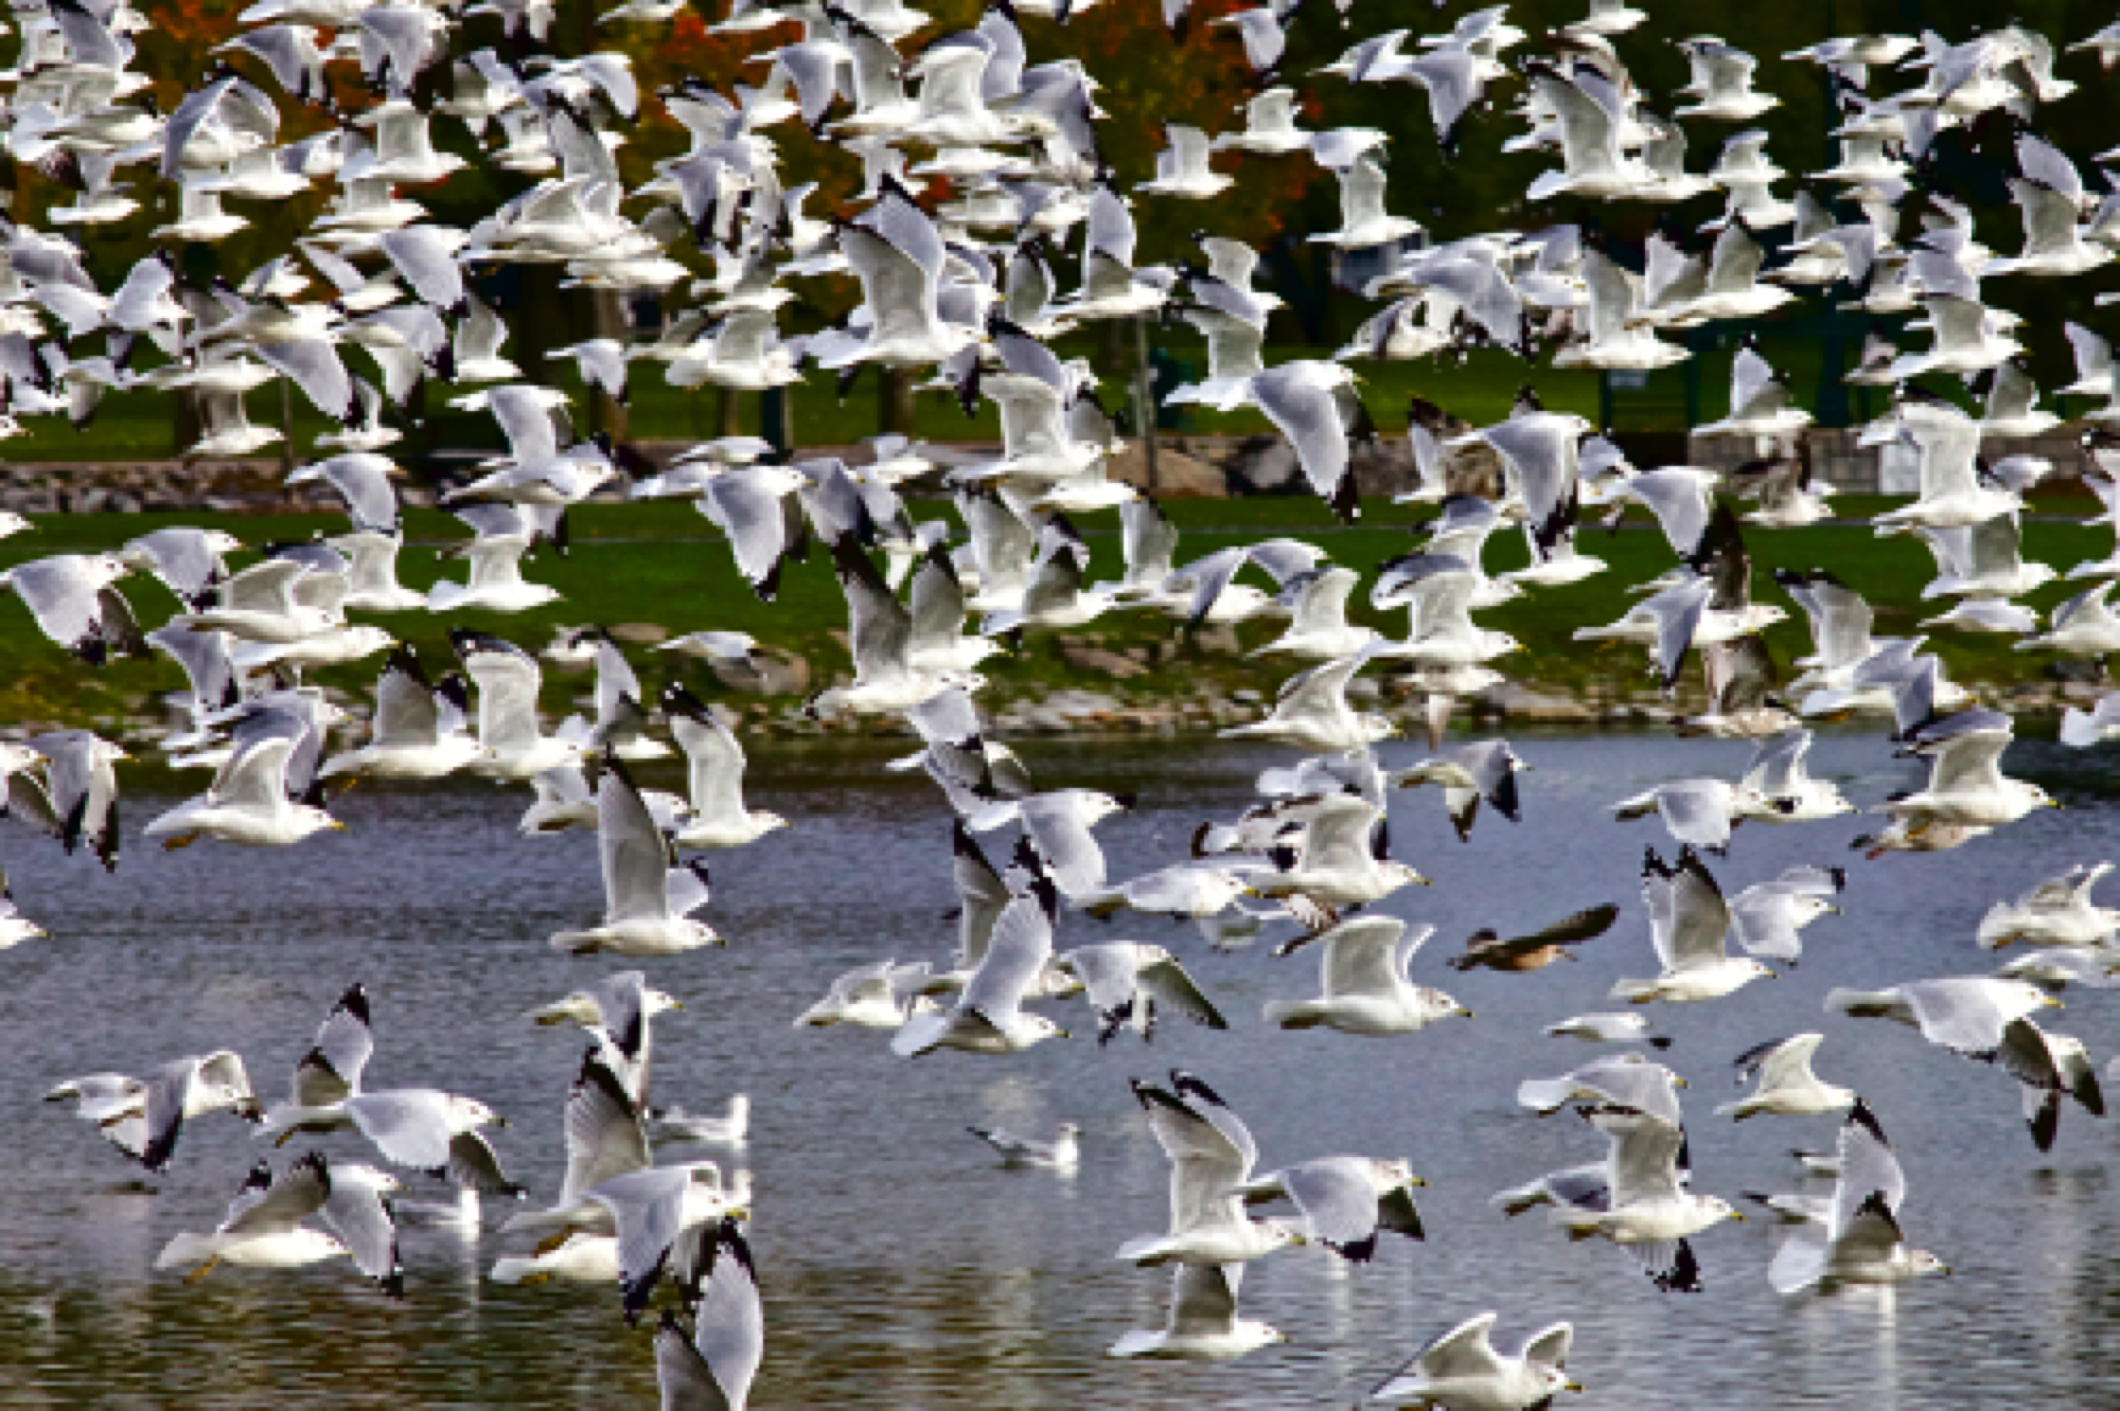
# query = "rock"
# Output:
<box><xmin>1226</xmin><ymin>437</ymin><xmax>1301</xmax><ymax>493</ymax></box>
<box><xmin>1481</xmin><ymin>682</ymin><xmax>1599</xmax><ymax>723</ymax></box>
<box><xmin>1109</xmin><ymin>445</ymin><xmax>1227</xmax><ymax>498</ymax></box>
<box><xmin>609</xmin><ymin>623</ymin><xmax>669</xmax><ymax>645</ymax></box>
<box><xmin>719</xmin><ymin>646</ymin><xmax>808</xmax><ymax>697</ymax></box>
<box><xmin>1058</xmin><ymin>643</ymin><xmax>1147</xmax><ymax>678</ymax></box>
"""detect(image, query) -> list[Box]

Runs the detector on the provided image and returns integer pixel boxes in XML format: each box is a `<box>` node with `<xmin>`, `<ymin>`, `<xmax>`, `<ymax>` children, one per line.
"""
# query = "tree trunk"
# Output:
<box><xmin>581</xmin><ymin>288</ymin><xmax>629</xmax><ymax>442</ymax></box>
<box><xmin>173</xmin><ymin>388</ymin><xmax>202</xmax><ymax>456</ymax></box>
<box><xmin>877</xmin><ymin>367</ymin><xmax>915</xmax><ymax>436</ymax></box>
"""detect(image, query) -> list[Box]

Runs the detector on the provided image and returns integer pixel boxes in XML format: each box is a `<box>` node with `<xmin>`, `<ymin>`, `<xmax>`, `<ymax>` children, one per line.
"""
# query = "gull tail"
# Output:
<box><xmin>1262</xmin><ymin>1000</ymin><xmax>1323</xmax><ymax>1030</ymax></box>
<box><xmin>1114</xmin><ymin>1234</ymin><xmax>1174</xmax><ymax>1266</ymax></box>
<box><xmin>1074</xmin><ymin>888</ymin><xmax>1127</xmax><ymax>920</ymax></box>
<box><xmin>548</xmin><ymin>930</ymin><xmax>605</xmax><ymax>956</ymax></box>
<box><xmin>1106</xmin><ymin>1330</ymin><xmax>1166</xmax><ymax>1359</ymax></box>
<box><xmin>155</xmin><ymin>1232</ymin><xmax>222</xmax><ymax>1272</ymax></box>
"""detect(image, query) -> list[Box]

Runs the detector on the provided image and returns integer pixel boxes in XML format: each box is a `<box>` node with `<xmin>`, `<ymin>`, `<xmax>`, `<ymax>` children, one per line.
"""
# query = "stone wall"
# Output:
<box><xmin>1683</xmin><ymin>427</ymin><xmax>2092</xmax><ymax>495</ymax></box>
<box><xmin>0</xmin><ymin>458</ymin><xmax>354</xmax><ymax>514</ymax></box>
<box><xmin>2</xmin><ymin>422</ymin><xmax>2099</xmax><ymax>514</ymax></box>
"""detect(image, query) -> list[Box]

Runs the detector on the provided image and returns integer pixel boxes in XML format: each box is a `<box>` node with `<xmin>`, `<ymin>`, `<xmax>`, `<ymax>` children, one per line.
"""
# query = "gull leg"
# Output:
<box><xmin>185</xmin><ymin>1256</ymin><xmax>221</xmax><ymax>1284</ymax></box>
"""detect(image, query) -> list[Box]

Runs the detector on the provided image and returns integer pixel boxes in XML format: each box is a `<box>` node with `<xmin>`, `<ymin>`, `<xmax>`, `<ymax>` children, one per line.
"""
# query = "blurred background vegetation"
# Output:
<box><xmin>6</xmin><ymin>0</ymin><xmax>2119</xmax><ymax>463</ymax></box>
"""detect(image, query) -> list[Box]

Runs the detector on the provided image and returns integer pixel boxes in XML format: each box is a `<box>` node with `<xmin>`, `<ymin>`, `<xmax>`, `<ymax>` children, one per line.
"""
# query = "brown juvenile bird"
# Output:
<box><xmin>1449</xmin><ymin>903</ymin><xmax>1622</xmax><ymax>973</ymax></box>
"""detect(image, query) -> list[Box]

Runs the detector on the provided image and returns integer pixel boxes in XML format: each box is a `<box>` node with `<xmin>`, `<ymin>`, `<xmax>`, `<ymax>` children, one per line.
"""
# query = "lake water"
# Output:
<box><xmin>6</xmin><ymin>730</ymin><xmax>2120</xmax><ymax>1407</ymax></box>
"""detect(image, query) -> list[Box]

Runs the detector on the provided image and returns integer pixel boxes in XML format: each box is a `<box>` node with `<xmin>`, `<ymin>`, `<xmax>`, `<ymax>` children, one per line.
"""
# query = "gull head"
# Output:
<box><xmin>1910</xmin><ymin>1249</ymin><xmax>1950</xmax><ymax>1277</ymax></box>
<box><xmin>531</xmin><ymin>994</ymin><xmax>597</xmax><ymax>1026</ymax></box>
<box><xmin>452</xmin><ymin>1096</ymin><xmax>505</xmax><ymax>1132</ymax></box>
<box><xmin>296</xmin><ymin>806</ymin><xmax>345</xmax><ymax>838</ymax></box>
<box><xmin>1424</xmin><ymin>987</ymin><xmax>1472</xmax><ymax>1020</ymax></box>
<box><xmin>1026</xmin><ymin>1015</ymin><xmax>1071</xmax><ymax>1044</ymax></box>
<box><xmin>646</xmin><ymin>988</ymin><xmax>683</xmax><ymax>1015</ymax></box>
<box><xmin>1265</xmin><ymin>1218</ymin><xmax>1309</xmax><ymax>1250</ymax></box>
<box><xmin>205</xmin><ymin>530</ymin><xmax>245</xmax><ymax>555</ymax></box>
<box><xmin>1745</xmin><ymin>959</ymin><xmax>1778</xmax><ymax>982</ymax></box>
<box><xmin>1084</xmin><ymin>792</ymin><xmax>1133</xmax><ymax>823</ymax></box>
<box><xmin>1378</xmin><ymin>1157</ymin><xmax>1426</xmax><ymax>1188</ymax></box>
<box><xmin>757</xmin><ymin>811</ymin><xmax>791</xmax><ymax>834</ymax></box>
<box><xmin>1703</xmin><ymin>1194</ymin><xmax>1744</xmax><ymax>1225</ymax></box>
<box><xmin>1381</xmin><ymin>861</ymin><xmax>1429</xmax><ymax>889</ymax></box>
<box><xmin>338</xmin><ymin>1163</ymin><xmax>404</xmax><ymax>1196</ymax></box>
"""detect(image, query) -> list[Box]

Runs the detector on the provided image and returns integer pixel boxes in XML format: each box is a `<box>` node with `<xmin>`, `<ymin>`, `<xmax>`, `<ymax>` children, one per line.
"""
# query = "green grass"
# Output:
<box><xmin>0</xmin><ymin>492</ymin><xmax>2105</xmax><ymax>737</ymax></box>
<box><xmin>0</xmin><ymin>334</ymin><xmax>1849</xmax><ymax>463</ymax></box>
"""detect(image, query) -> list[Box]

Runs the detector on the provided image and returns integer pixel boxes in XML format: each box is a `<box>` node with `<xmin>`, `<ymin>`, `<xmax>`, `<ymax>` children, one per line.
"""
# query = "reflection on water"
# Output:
<box><xmin>5</xmin><ymin>732</ymin><xmax>2120</xmax><ymax>1405</ymax></box>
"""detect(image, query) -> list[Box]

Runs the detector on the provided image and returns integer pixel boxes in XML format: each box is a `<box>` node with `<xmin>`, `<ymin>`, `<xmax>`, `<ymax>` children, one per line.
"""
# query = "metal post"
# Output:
<box><xmin>279</xmin><ymin>379</ymin><xmax>295</xmax><ymax>474</ymax></box>
<box><xmin>762</xmin><ymin>386</ymin><xmax>791</xmax><ymax>456</ymax></box>
<box><xmin>1132</xmin><ymin>315</ymin><xmax>1159</xmax><ymax>493</ymax></box>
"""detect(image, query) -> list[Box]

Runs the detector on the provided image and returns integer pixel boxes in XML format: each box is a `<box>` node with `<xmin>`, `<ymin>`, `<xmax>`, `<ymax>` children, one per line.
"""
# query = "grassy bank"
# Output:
<box><xmin>0</xmin><ymin>323</ymin><xmax>1919</xmax><ymax>463</ymax></box>
<box><xmin>0</xmin><ymin>489</ymin><xmax>2107</xmax><ymax>741</ymax></box>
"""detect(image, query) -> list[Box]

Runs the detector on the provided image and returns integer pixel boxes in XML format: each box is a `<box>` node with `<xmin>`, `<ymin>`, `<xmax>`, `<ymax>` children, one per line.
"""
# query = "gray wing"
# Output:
<box><xmin>562</xmin><ymin>1050</ymin><xmax>652</xmax><ymax>1203</ymax></box>
<box><xmin>446</xmin><ymin>1132</ymin><xmax>522</xmax><ymax>1198</ymax></box>
<box><xmin>222</xmin><ymin>1152</ymin><xmax>331</xmax><ymax>1236</ymax></box>
<box><xmin>1281</xmin><ymin>1158</ymin><xmax>1386</xmax><ymax>1259</ymax></box>
<box><xmin>1134</xmin><ymin>1075</ymin><xmax>1253</xmax><ymax>1232</ymax></box>
<box><xmin>908</xmin><ymin>545</ymin><xmax>967</xmax><ymax>647</ymax></box>
<box><xmin>589</xmin><ymin>1166</ymin><xmax>695</xmax><ymax>1318</ymax></box>
<box><xmin>8</xmin><ymin>557</ymin><xmax>106</xmax><ymax>655</ymax></box>
<box><xmin>830</xmin><ymin>537</ymin><xmax>912</xmax><ymax>682</ymax></box>
<box><xmin>292</xmin><ymin>984</ymin><xmax>374</xmax><ymax>1108</ymax></box>
<box><xmin>1140</xmin><ymin>954</ymin><xmax>1229</xmax><ymax>1031</ymax></box>
<box><xmin>1250</xmin><ymin>366</ymin><xmax>1352</xmax><ymax>513</ymax></box>
<box><xmin>600</xmin><ymin>758</ymin><xmax>676</xmax><ymax>924</ymax></box>
<box><xmin>1022</xmin><ymin>795</ymin><xmax>1108</xmax><ymax>897</ymax></box>
<box><xmin>952</xmin><ymin>822</ymin><xmax>1010</xmax><ymax>968</ymax></box>
<box><xmin>1167</xmin><ymin>1264</ymin><xmax>1240</xmax><ymax>1340</ymax></box>
<box><xmin>344</xmin><ymin>1091</ymin><xmax>455</xmax><ymax>1171</ymax></box>
<box><xmin>1830</xmin><ymin>1101</ymin><xmax>1907</xmax><ymax>1238</ymax></box>
<box><xmin>379</xmin><ymin>226</ymin><xmax>465</xmax><ymax>309</ymax></box>
<box><xmin>702</xmin><ymin>472</ymin><xmax>791</xmax><ymax>599</ymax></box>
<box><xmin>1058</xmin><ymin>944</ymin><xmax>1140</xmax><ymax>1019</ymax></box>
<box><xmin>370</xmin><ymin>650</ymin><xmax>440</xmax><ymax>748</ymax></box>
<box><xmin>1661</xmin><ymin>850</ymin><xmax>1731</xmax><ymax>967</ymax></box>
<box><xmin>138</xmin><ymin>1057</ymin><xmax>200</xmax><ymax>1172</ymax></box>
<box><xmin>455</xmin><ymin>634</ymin><xmax>544</xmax><ymax>755</ymax></box>
<box><xmin>258</xmin><ymin>339</ymin><xmax>356</xmax><ymax>423</ymax></box>
<box><xmin>1170</xmin><ymin>546</ymin><xmax>1249</xmax><ymax>628</ymax></box>
<box><xmin>321</xmin><ymin>1169</ymin><xmax>404</xmax><ymax>1291</ymax></box>
<box><xmin>147</xmin><ymin>624</ymin><xmax>237</xmax><ymax>711</ymax></box>
<box><xmin>594</xmin><ymin>971</ymin><xmax>653</xmax><ymax>1068</ymax></box>
<box><xmin>689</xmin><ymin>1222</ymin><xmax>764</xmax><ymax>1408</ymax></box>
<box><xmin>1593</xmin><ymin>1107</ymin><xmax>1687</xmax><ymax>1207</ymax></box>
<box><xmin>126</xmin><ymin>528</ymin><xmax>225</xmax><ymax>608</ymax></box>
<box><xmin>656</xmin><ymin>1314</ymin><xmax>726</xmax><ymax>1411</ymax></box>
<box><xmin>961</xmin><ymin>889</ymin><xmax>1054</xmax><ymax>1021</ymax></box>
<box><xmin>1900</xmin><ymin>978</ymin><xmax>2044</xmax><ymax>1056</ymax></box>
